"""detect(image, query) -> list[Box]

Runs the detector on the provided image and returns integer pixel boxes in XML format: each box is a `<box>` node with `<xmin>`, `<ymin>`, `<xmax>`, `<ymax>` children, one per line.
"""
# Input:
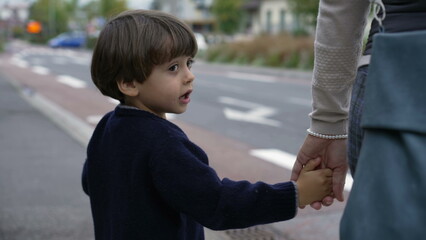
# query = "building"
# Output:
<box><xmin>243</xmin><ymin>0</ymin><xmax>302</xmax><ymax>35</ymax></box>
<box><xmin>0</xmin><ymin>2</ymin><xmax>30</xmax><ymax>39</ymax></box>
<box><xmin>151</xmin><ymin>0</ymin><xmax>215</xmax><ymax>33</ymax></box>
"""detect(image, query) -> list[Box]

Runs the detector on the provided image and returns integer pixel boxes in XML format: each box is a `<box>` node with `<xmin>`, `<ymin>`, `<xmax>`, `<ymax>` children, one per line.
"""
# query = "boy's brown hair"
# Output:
<box><xmin>91</xmin><ymin>10</ymin><xmax>198</xmax><ymax>102</ymax></box>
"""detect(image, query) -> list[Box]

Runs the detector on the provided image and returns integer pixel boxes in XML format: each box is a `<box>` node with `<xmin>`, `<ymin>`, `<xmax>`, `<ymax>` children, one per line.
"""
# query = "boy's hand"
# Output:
<box><xmin>296</xmin><ymin>157</ymin><xmax>333</xmax><ymax>207</ymax></box>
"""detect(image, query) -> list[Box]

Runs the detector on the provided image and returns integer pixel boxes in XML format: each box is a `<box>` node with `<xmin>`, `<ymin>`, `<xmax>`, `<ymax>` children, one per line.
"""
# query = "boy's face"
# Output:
<box><xmin>129</xmin><ymin>56</ymin><xmax>194</xmax><ymax>119</ymax></box>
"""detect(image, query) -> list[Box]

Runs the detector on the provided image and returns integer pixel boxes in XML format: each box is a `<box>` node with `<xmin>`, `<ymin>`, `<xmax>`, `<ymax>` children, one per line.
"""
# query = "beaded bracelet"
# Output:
<box><xmin>307</xmin><ymin>128</ymin><xmax>348</xmax><ymax>140</ymax></box>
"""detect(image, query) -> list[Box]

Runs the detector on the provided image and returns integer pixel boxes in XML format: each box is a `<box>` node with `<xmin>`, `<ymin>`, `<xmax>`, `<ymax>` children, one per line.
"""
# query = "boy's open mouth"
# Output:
<box><xmin>179</xmin><ymin>90</ymin><xmax>192</xmax><ymax>102</ymax></box>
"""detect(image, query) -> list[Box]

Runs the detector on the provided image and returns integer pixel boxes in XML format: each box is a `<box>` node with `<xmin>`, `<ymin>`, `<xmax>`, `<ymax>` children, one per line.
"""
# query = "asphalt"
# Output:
<box><xmin>0</xmin><ymin>72</ymin><xmax>94</xmax><ymax>239</ymax></box>
<box><xmin>0</xmin><ymin>46</ymin><xmax>342</xmax><ymax>240</ymax></box>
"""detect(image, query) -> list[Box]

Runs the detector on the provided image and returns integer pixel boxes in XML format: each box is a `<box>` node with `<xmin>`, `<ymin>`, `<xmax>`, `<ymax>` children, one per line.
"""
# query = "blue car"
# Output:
<box><xmin>48</xmin><ymin>31</ymin><xmax>86</xmax><ymax>48</ymax></box>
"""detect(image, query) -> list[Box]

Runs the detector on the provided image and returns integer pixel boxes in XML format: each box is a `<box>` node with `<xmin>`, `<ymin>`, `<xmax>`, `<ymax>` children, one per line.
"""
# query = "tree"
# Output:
<box><xmin>28</xmin><ymin>0</ymin><xmax>70</xmax><ymax>39</ymax></box>
<box><xmin>100</xmin><ymin>0</ymin><xmax>128</xmax><ymax>18</ymax></box>
<box><xmin>287</xmin><ymin>0</ymin><xmax>319</xmax><ymax>28</ymax></box>
<box><xmin>82</xmin><ymin>1</ymin><xmax>100</xmax><ymax>20</ymax></box>
<box><xmin>211</xmin><ymin>0</ymin><xmax>244</xmax><ymax>35</ymax></box>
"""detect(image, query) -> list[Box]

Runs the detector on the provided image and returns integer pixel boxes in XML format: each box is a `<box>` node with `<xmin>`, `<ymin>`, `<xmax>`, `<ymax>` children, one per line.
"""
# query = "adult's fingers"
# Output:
<box><xmin>332</xmin><ymin>167</ymin><xmax>347</xmax><ymax>202</ymax></box>
<box><xmin>290</xmin><ymin>159</ymin><xmax>303</xmax><ymax>181</ymax></box>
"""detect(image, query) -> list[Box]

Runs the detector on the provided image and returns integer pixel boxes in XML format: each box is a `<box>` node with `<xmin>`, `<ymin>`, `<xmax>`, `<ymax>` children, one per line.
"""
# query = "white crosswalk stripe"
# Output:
<box><xmin>57</xmin><ymin>75</ymin><xmax>87</xmax><ymax>88</ymax></box>
<box><xmin>32</xmin><ymin>66</ymin><xmax>50</xmax><ymax>75</ymax></box>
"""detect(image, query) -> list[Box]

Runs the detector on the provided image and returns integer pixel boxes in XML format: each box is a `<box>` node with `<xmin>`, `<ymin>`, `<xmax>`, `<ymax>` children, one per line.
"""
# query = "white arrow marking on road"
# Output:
<box><xmin>57</xmin><ymin>75</ymin><xmax>87</xmax><ymax>88</ymax></box>
<box><xmin>227</xmin><ymin>72</ymin><xmax>277</xmax><ymax>83</ymax></box>
<box><xmin>219</xmin><ymin>96</ymin><xmax>281</xmax><ymax>127</ymax></box>
<box><xmin>11</xmin><ymin>57</ymin><xmax>29</xmax><ymax>68</ymax></box>
<box><xmin>250</xmin><ymin>148</ymin><xmax>353</xmax><ymax>191</ymax></box>
<box><xmin>32</xmin><ymin>66</ymin><xmax>50</xmax><ymax>75</ymax></box>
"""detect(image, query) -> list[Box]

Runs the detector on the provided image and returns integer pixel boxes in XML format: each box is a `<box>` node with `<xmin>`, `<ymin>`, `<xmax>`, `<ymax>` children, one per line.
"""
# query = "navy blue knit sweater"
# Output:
<box><xmin>82</xmin><ymin>105</ymin><xmax>297</xmax><ymax>240</ymax></box>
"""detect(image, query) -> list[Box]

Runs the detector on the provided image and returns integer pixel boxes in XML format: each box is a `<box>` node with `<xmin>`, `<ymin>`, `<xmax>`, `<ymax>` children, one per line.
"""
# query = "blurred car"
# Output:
<box><xmin>48</xmin><ymin>31</ymin><xmax>86</xmax><ymax>48</ymax></box>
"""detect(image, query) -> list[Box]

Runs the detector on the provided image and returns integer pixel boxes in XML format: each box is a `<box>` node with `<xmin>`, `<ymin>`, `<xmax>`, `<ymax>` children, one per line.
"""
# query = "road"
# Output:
<box><xmin>0</xmin><ymin>40</ymin><xmax>349</xmax><ymax>240</ymax></box>
<box><xmin>9</xmin><ymin>41</ymin><xmax>314</xmax><ymax>165</ymax></box>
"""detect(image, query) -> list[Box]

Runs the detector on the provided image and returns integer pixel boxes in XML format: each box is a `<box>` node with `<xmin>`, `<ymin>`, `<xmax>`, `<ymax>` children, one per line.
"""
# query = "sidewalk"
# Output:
<box><xmin>0</xmin><ymin>72</ymin><xmax>94</xmax><ymax>239</ymax></box>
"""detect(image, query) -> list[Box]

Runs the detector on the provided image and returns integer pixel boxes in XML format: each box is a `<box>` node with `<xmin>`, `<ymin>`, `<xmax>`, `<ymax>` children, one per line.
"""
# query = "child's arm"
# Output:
<box><xmin>296</xmin><ymin>158</ymin><xmax>332</xmax><ymax>207</ymax></box>
<box><xmin>150</xmin><ymin>137</ymin><xmax>298</xmax><ymax>229</ymax></box>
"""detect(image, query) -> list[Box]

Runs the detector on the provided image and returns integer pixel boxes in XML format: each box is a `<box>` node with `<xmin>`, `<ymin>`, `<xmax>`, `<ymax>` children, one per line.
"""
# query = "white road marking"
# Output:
<box><xmin>166</xmin><ymin>113</ymin><xmax>177</xmax><ymax>120</ymax></box>
<box><xmin>219</xmin><ymin>96</ymin><xmax>281</xmax><ymax>127</ymax></box>
<box><xmin>11</xmin><ymin>57</ymin><xmax>29</xmax><ymax>68</ymax></box>
<box><xmin>31</xmin><ymin>66</ymin><xmax>50</xmax><ymax>75</ymax></box>
<box><xmin>227</xmin><ymin>72</ymin><xmax>277</xmax><ymax>83</ymax></box>
<box><xmin>250</xmin><ymin>148</ymin><xmax>296</xmax><ymax>169</ymax></box>
<box><xmin>250</xmin><ymin>148</ymin><xmax>353</xmax><ymax>191</ymax></box>
<box><xmin>86</xmin><ymin>115</ymin><xmax>103</xmax><ymax>125</ymax></box>
<box><xmin>57</xmin><ymin>75</ymin><xmax>87</xmax><ymax>88</ymax></box>
<box><xmin>344</xmin><ymin>174</ymin><xmax>353</xmax><ymax>191</ymax></box>
<box><xmin>108</xmin><ymin>98</ymin><xmax>120</xmax><ymax>105</ymax></box>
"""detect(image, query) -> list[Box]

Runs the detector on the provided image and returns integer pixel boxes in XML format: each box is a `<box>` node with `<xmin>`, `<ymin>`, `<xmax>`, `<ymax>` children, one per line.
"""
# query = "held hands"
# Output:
<box><xmin>292</xmin><ymin>135</ymin><xmax>348</xmax><ymax>210</ymax></box>
<box><xmin>296</xmin><ymin>158</ymin><xmax>332</xmax><ymax>207</ymax></box>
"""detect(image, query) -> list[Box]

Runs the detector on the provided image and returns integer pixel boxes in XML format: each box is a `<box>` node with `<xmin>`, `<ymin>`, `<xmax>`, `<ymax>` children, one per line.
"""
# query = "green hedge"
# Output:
<box><xmin>203</xmin><ymin>34</ymin><xmax>314</xmax><ymax>70</ymax></box>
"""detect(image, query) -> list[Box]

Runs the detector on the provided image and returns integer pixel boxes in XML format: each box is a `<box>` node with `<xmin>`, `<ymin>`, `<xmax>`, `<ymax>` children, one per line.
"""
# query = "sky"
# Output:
<box><xmin>0</xmin><ymin>0</ymin><xmax>154</xmax><ymax>9</ymax></box>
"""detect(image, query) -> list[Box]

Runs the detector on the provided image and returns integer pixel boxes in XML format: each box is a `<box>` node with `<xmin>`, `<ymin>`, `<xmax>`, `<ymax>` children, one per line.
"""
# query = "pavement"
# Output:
<box><xmin>0</xmin><ymin>71</ymin><xmax>94</xmax><ymax>239</ymax></box>
<box><xmin>0</xmin><ymin>41</ymin><xmax>346</xmax><ymax>240</ymax></box>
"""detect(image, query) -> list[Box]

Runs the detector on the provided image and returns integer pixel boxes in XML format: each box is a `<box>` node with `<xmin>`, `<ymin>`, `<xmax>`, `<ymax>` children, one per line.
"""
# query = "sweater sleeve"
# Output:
<box><xmin>310</xmin><ymin>0</ymin><xmax>371</xmax><ymax>134</ymax></box>
<box><xmin>149</xmin><ymin>137</ymin><xmax>297</xmax><ymax>230</ymax></box>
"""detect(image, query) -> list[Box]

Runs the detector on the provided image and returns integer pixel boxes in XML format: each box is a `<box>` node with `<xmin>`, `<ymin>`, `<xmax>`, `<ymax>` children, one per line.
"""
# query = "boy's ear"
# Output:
<box><xmin>117</xmin><ymin>79</ymin><xmax>139</xmax><ymax>97</ymax></box>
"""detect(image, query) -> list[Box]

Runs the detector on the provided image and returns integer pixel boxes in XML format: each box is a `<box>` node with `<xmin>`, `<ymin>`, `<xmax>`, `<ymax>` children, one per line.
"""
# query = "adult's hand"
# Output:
<box><xmin>291</xmin><ymin>135</ymin><xmax>348</xmax><ymax>210</ymax></box>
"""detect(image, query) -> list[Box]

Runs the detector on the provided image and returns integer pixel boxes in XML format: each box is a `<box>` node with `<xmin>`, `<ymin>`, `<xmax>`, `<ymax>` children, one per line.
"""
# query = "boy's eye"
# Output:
<box><xmin>187</xmin><ymin>59</ymin><xmax>194</xmax><ymax>69</ymax></box>
<box><xmin>168</xmin><ymin>64</ymin><xmax>179</xmax><ymax>72</ymax></box>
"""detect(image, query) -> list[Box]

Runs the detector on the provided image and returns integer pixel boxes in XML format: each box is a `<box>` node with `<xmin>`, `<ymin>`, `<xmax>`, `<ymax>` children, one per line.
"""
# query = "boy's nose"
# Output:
<box><xmin>184</xmin><ymin>69</ymin><xmax>195</xmax><ymax>84</ymax></box>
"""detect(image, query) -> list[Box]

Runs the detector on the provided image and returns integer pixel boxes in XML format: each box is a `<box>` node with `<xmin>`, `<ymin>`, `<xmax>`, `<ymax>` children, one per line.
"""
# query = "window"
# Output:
<box><xmin>266</xmin><ymin>10</ymin><xmax>272</xmax><ymax>33</ymax></box>
<box><xmin>280</xmin><ymin>9</ymin><xmax>286</xmax><ymax>32</ymax></box>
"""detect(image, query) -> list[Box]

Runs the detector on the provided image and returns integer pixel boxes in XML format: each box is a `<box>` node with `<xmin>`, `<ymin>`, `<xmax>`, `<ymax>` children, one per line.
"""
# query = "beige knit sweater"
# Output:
<box><xmin>309</xmin><ymin>0</ymin><xmax>371</xmax><ymax>135</ymax></box>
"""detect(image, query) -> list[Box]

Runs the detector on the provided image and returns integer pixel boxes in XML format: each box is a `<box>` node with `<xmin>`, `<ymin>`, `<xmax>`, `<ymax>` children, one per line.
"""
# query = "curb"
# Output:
<box><xmin>2</xmin><ymin>71</ymin><xmax>92</xmax><ymax>147</ymax></box>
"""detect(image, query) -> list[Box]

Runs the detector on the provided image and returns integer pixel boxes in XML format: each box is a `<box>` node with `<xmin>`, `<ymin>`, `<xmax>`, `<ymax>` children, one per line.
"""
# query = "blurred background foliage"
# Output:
<box><xmin>211</xmin><ymin>0</ymin><xmax>243</xmax><ymax>35</ymax></box>
<box><xmin>203</xmin><ymin>33</ymin><xmax>314</xmax><ymax>70</ymax></box>
<box><xmin>24</xmin><ymin>0</ymin><xmax>127</xmax><ymax>43</ymax></box>
<box><xmin>2</xmin><ymin>0</ymin><xmax>319</xmax><ymax>69</ymax></box>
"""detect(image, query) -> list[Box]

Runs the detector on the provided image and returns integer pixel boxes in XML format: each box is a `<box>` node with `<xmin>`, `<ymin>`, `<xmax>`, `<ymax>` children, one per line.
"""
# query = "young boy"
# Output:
<box><xmin>82</xmin><ymin>9</ymin><xmax>332</xmax><ymax>240</ymax></box>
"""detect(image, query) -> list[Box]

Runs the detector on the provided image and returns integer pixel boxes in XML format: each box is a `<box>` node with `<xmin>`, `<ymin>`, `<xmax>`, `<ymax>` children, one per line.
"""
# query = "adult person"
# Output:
<box><xmin>291</xmin><ymin>0</ymin><xmax>426</xmax><ymax>210</ymax></box>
